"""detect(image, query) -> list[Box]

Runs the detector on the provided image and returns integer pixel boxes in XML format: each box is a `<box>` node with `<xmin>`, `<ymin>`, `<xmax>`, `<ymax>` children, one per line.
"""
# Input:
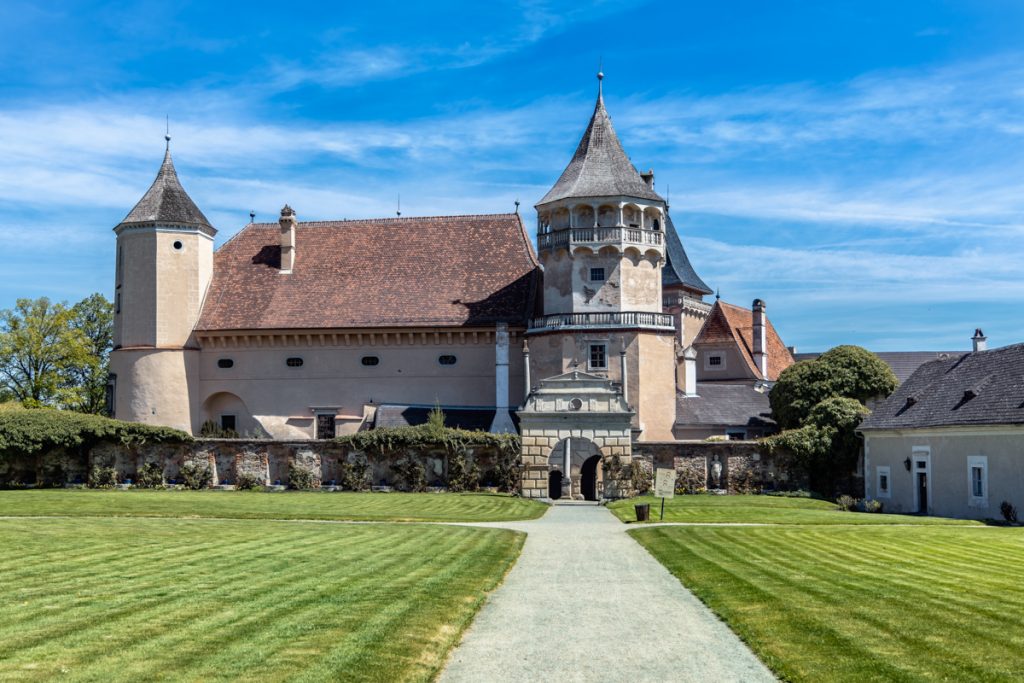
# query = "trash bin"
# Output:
<box><xmin>635</xmin><ymin>503</ymin><xmax>650</xmax><ymax>522</ymax></box>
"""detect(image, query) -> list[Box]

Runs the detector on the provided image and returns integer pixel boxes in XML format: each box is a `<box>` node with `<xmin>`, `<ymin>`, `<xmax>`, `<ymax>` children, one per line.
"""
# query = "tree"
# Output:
<box><xmin>770</xmin><ymin>345</ymin><xmax>897</xmax><ymax>430</ymax></box>
<box><xmin>0</xmin><ymin>298</ymin><xmax>90</xmax><ymax>407</ymax></box>
<box><xmin>64</xmin><ymin>294</ymin><xmax>114</xmax><ymax>414</ymax></box>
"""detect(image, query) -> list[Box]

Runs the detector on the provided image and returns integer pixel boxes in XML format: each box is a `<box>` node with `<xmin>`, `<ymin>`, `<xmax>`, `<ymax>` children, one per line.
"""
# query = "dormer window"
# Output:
<box><xmin>705</xmin><ymin>353</ymin><xmax>726</xmax><ymax>371</ymax></box>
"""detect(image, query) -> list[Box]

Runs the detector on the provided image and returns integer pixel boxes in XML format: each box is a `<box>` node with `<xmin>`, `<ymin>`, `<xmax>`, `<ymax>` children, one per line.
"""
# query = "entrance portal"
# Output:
<box><xmin>548</xmin><ymin>470</ymin><xmax>563</xmax><ymax>500</ymax></box>
<box><xmin>581</xmin><ymin>455</ymin><xmax>600</xmax><ymax>501</ymax></box>
<box><xmin>917</xmin><ymin>472</ymin><xmax>928</xmax><ymax>514</ymax></box>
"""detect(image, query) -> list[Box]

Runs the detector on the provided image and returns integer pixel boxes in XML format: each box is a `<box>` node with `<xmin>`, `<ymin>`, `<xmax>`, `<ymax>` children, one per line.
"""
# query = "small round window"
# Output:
<box><xmin>217</xmin><ymin>358</ymin><xmax>234</xmax><ymax>369</ymax></box>
<box><xmin>568</xmin><ymin>397</ymin><xmax>583</xmax><ymax>411</ymax></box>
<box><xmin>361</xmin><ymin>356</ymin><xmax>380</xmax><ymax>366</ymax></box>
<box><xmin>173</xmin><ymin>240</ymin><xmax>183</xmax><ymax>250</ymax></box>
<box><xmin>438</xmin><ymin>355</ymin><xmax>457</xmax><ymax>366</ymax></box>
<box><xmin>286</xmin><ymin>357</ymin><xmax>303</xmax><ymax>367</ymax></box>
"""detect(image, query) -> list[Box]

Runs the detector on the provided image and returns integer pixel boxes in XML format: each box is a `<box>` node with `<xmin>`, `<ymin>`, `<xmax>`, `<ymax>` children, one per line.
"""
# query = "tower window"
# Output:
<box><xmin>588</xmin><ymin>344</ymin><xmax>607</xmax><ymax>370</ymax></box>
<box><xmin>438</xmin><ymin>355</ymin><xmax>457</xmax><ymax>366</ymax></box>
<box><xmin>286</xmin><ymin>357</ymin><xmax>304</xmax><ymax>367</ymax></box>
<box><xmin>361</xmin><ymin>356</ymin><xmax>380</xmax><ymax>366</ymax></box>
<box><xmin>115</xmin><ymin>293</ymin><xmax>121</xmax><ymax>315</ymax></box>
<box><xmin>590</xmin><ymin>267</ymin><xmax>605</xmax><ymax>282</ymax></box>
<box><xmin>173</xmin><ymin>240</ymin><xmax>183</xmax><ymax>250</ymax></box>
<box><xmin>217</xmin><ymin>358</ymin><xmax>234</xmax><ymax>369</ymax></box>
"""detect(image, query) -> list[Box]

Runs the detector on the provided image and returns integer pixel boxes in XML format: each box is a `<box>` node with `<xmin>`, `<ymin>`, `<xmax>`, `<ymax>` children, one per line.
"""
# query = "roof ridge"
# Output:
<box><xmin>243</xmin><ymin>212</ymin><xmax>518</xmax><ymax>229</ymax></box>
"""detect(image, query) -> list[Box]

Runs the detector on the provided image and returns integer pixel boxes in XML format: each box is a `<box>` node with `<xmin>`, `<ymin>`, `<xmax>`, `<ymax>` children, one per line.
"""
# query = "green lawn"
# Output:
<box><xmin>632</xmin><ymin>524</ymin><xmax>1024</xmax><ymax>682</ymax></box>
<box><xmin>0</xmin><ymin>489</ymin><xmax>547</xmax><ymax>522</ymax></box>
<box><xmin>608</xmin><ymin>494</ymin><xmax>982</xmax><ymax>525</ymax></box>
<box><xmin>0</xmin><ymin>516</ymin><xmax>523</xmax><ymax>682</ymax></box>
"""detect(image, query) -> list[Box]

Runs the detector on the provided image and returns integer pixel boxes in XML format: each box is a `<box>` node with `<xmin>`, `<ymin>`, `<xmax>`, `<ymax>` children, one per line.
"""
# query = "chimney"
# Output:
<box><xmin>683</xmin><ymin>346</ymin><xmax>698</xmax><ymax>397</ymax></box>
<box><xmin>279</xmin><ymin>204</ymin><xmax>296</xmax><ymax>274</ymax></box>
<box><xmin>972</xmin><ymin>328</ymin><xmax>987</xmax><ymax>353</ymax></box>
<box><xmin>640</xmin><ymin>168</ymin><xmax>654</xmax><ymax>188</ymax></box>
<box><xmin>752</xmin><ymin>299</ymin><xmax>768</xmax><ymax>378</ymax></box>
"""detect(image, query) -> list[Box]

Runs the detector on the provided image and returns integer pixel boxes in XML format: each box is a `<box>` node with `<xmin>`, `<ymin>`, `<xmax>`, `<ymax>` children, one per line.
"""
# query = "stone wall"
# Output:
<box><xmin>631</xmin><ymin>440</ymin><xmax>786</xmax><ymax>493</ymax></box>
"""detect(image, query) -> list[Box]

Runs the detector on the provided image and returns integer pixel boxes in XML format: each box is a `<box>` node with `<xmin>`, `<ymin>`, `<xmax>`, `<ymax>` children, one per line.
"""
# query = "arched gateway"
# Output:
<box><xmin>518</xmin><ymin>369</ymin><xmax>634</xmax><ymax>500</ymax></box>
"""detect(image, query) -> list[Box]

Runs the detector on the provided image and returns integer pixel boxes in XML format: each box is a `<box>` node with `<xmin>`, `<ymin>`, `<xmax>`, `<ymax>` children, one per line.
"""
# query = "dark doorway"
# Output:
<box><xmin>548</xmin><ymin>470</ymin><xmax>563</xmax><ymax>500</ymax></box>
<box><xmin>581</xmin><ymin>455</ymin><xmax>600</xmax><ymax>501</ymax></box>
<box><xmin>917</xmin><ymin>473</ymin><xmax>928</xmax><ymax>514</ymax></box>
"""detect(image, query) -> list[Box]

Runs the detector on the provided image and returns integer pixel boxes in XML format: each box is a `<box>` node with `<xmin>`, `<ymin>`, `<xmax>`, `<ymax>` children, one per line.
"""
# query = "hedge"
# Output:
<box><xmin>0</xmin><ymin>407</ymin><xmax>191</xmax><ymax>457</ymax></box>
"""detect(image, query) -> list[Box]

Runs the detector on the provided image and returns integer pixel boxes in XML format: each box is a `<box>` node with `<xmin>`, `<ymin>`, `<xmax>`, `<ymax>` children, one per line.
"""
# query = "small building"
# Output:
<box><xmin>795</xmin><ymin>350</ymin><xmax>968</xmax><ymax>384</ymax></box>
<box><xmin>859</xmin><ymin>332</ymin><xmax>1024</xmax><ymax>519</ymax></box>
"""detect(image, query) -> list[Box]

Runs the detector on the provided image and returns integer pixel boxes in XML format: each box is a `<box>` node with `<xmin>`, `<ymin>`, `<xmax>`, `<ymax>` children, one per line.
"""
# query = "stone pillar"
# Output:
<box><xmin>490</xmin><ymin>323</ymin><xmax>516</xmax><ymax>433</ymax></box>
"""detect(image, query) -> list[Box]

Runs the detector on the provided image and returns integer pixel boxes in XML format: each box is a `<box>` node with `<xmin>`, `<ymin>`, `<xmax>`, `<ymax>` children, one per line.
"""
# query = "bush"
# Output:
<box><xmin>337</xmin><ymin>456</ymin><xmax>370</xmax><ymax>492</ymax></box>
<box><xmin>447</xmin><ymin>448</ymin><xmax>480</xmax><ymax>493</ymax></box>
<box><xmin>627</xmin><ymin>460</ymin><xmax>651</xmax><ymax>496</ymax></box>
<box><xmin>863</xmin><ymin>498</ymin><xmax>883</xmax><ymax>513</ymax></box>
<box><xmin>235</xmin><ymin>472</ymin><xmax>265</xmax><ymax>490</ymax></box>
<box><xmin>134</xmin><ymin>462</ymin><xmax>164</xmax><ymax>489</ymax></box>
<box><xmin>836</xmin><ymin>494</ymin><xmax>857</xmax><ymax>511</ymax></box>
<box><xmin>0</xmin><ymin>407</ymin><xmax>190</xmax><ymax>456</ymax></box>
<box><xmin>288</xmin><ymin>462</ymin><xmax>320</xmax><ymax>490</ymax></box>
<box><xmin>198</xmin><ymin>419</ymin><xmax>239</xmax><ymax>439</ymax></box>
<box><xmin>675</xmin><ymin>467</ymin><xmax>706</xmax><ymax>495</ymax></box>
<box><xmin>179</xmin><ymin>462</ymin><xmax>213</xmax><ymax>490</ymax></box>
<box><xmin>1000</xmin><ymin>501</ymin><xmax>1018</xmax><ymax>523</ymax></box>
<box><xmin>491</xmin><ymin>447</ymin><xmax>522</xmax><ymax>495</ymax></box>
<box><xmin>87</xmin><ymin>465</ymin><xmax>118</xmax><ymax>488</ymax></box>
<box><xmin>392</xmin><ymin>455</ymin><xmax>426</xmax><ymax>492</ymax></box>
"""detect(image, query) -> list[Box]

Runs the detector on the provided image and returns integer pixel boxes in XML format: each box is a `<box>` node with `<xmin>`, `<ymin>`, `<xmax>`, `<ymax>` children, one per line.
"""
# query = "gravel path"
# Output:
<box><xmin>439</xmin><ymin>503</ymin><xmax>775</xmax><ymax>682</ymax></box>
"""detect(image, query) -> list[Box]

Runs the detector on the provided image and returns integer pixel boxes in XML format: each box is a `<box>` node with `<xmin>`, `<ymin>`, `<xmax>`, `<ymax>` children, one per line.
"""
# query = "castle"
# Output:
<box><xmin>109</xmin><ymin>75</ymin><xmax>793</xmax><ymax>496</ymax></box>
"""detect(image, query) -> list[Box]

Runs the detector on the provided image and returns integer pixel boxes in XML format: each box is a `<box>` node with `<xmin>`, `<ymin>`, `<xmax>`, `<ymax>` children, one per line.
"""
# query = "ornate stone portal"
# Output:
<box><xmin>517</xmin><ymin>369</ymin><xmax>634</xmax><ymax>499</ymax></box>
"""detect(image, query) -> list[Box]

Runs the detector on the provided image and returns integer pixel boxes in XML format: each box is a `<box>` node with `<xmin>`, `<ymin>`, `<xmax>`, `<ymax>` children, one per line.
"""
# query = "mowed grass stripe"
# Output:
<box><xmin>0</xmin><ymin>489</ymin><xmax>547</xmax><ymax>522</ymax></box>
<box><xmin>0</xmin><ymin>518</ymin><xmax>523</xmax><ymax>682</ymax></box>
<box><xmin>632</xmin><ymin>525</ymin><xmax>1024</xmax><ymax>682</ymax></box>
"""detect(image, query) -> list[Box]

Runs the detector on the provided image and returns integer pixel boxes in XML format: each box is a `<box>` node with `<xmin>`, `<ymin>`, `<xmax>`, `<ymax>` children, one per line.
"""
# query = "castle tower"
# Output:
<box><xmin>529</xmin><ymin>74</ymin><xmax>677</xmax><ymax>440</ymax></box>
<box><xmin>108</xmin><ymin>137</ymin><xmax>216</xmax><ymax>432</ymax></box>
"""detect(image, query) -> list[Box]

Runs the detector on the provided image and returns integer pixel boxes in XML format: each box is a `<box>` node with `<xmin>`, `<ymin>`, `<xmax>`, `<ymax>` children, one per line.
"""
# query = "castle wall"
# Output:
<box><xmin>635</xmin><ymin>332</ymin><xmax>677</xmax><ymax>440</ymax></box>
<box><xmin>109</xmin><ymin>348</ymin><xmax>200</xmax><ymax>433</ymax></box>
<box><xmin>115</xmin><ymin>230</ymin><xmax>157</xmax><ymax>348</ymax></box>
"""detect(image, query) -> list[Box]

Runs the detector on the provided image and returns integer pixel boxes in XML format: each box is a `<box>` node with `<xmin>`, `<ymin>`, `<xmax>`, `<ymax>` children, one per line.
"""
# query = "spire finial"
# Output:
<box><xmin>396</xmin><ymin>193</ymin><xmax>401</xmax><ymax>217</ymax></box>
<box><xmin>514</xmin><ymin>198</ymin><xmax>520</xmax><ymax>214</ymax></box>
<box><xmin>165</xmin><ymin>115</ymin><xmax>171</xmax><ymax>150</ymax></box>
<box><xmin>597</xmin><ymin>58</ymin><xmax>604</xmax><ymax>98</ymax></box>
<box><xmin>715</xmin><ymin>288</ymin><xmax>721</xmax><ymax>300</ymax></box>
<box><xmin>249</xmin><ymin>210</ymin><xmax>255</xmax><ymax>224</ymax></box>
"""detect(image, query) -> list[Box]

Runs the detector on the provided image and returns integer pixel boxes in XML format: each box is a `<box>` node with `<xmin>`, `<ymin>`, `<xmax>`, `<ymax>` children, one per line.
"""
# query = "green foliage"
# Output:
<box><xmin>235</xmin><ymin>472</ymin><xmax>265</xmax><ymax>490</ymax></box>
<box><xmin>288</xmin><ymin>462</ymin><xmax>320</xmax><ymax>490</ymax></box>
<box><xmin>836</xmin><ymin>494</ymin><xmax>857</xmax><ymax>511</ymax></box>
<box><xmin>0</xmin><ymin>407</ymin><xmax>190</xmax><ymax>459</ymax></box>
<box><xmin>627</xmin><ymin>460</ymin><xmax>651</xmax><ymax>496</ymax></box>
<box><xmin>179</xmin><ymin>462</ymin><xmax>212</xmax><ymax>490</ymax></box>
<box><xmin>134</xmin><ymin>463</ymin><xmax>164</xmax><ymax>489</ymax></box>
<box><xmin>1000</xmin><ymin>501</ymin><xmax>1018</xmax><ymax>523</ymax></box>
<box><xmin>490</xmin><ymin>446</ymin><xmax>522</xmax><ymax>494</ymax></box>
<box><xmin>64</xmin><ymin>294</ymin><xmax>114</xmax><ymax>415</ymax></box>
<box><xmin>864</xmin><ymin>498</ymin><xmax>883</xmax><ymax>513</ymax></box>
<box><xmin>87</xmin><ymin>465</ymin><xmax>118</xmax><ymax>489</ymax></box>
<box><xmin>446</xmin><ymin>448</ymin><xmax>481</xmax><ymax>493</ymax></box>
<box><xmin>198</xmin><ymin>420</ymin><xmax>239</xmax><ymax>438</ymax></box>
<box><xmin>392</xmin><ymin>455</ymin><xmax>427</xmax><ymax>492</ymax></box>
<box><xmin>770</xmin><ymin>345</ymin><xmax>897</xmax><ymax>430</ymax></box>
<box><xmin>337</xmin><ymin>456</ymin><xmax>370</xmax><ymax>492</ymax></box>
<box><xmin>674</xmin><ymin>467</ymin><xmax>706</xmax><ymax>494</ymax></box>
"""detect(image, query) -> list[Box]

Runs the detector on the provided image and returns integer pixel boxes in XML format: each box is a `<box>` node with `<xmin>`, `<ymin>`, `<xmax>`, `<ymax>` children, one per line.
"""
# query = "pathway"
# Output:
<box><xmin>439</xmin><ymin>503</ymin><xmax>775</xmax><ymax>682</ymax></box>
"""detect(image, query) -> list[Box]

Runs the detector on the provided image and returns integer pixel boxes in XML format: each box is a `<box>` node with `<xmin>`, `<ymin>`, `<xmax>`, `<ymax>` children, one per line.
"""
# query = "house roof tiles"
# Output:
<box><xmin>676</xmin><ymin>383</ymin><xmax>775</xmax><ymax>428</ymax></box>
<box><xmin>119</xmin><ymin>148</ymin><xmax>212</xmax><ymax>229</ymax></box>
<box><xmin>693</xmin><ymin>300</ymin><xmax>794</xmax><ymax>381</ymax></box>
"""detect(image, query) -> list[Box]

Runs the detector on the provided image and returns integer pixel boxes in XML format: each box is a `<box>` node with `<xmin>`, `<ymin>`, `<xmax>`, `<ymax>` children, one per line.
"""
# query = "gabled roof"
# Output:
<box><xmin>119</xmin><ymin>147</ymin><xmax>212</xmax><ymax>230</ymax></box>
<box><xmin>693</xmin><ymin>300</ymin><xmax>794</xmax><ymax>381</ymax></box>
<box><xmin>196</xmin><ymin>213</ymin><xmax>539</xmax><ymax>331</ymax></box>
<box><xmin>662</xmin><ymin>214</ymin><xmax>712</xmax><ymax>295</ymax></box>
<box><xmin>860</xmin><ymin>343</ymin><xmax>1024</xmax><ymax>430</ymax></box>
<box><xmin>537</xmin><ymin>92</ymin><xmax>663</xmax><ymax>205</ymax></box>
<box><xmin>794</xmin><ymin>351</ymin><xmax>967</xmax><ymax>384</ymax></box>
<box><xmin>676</xmin><ymin>383</ymin><xmax>775</xmax><ymax>429</ymax></box>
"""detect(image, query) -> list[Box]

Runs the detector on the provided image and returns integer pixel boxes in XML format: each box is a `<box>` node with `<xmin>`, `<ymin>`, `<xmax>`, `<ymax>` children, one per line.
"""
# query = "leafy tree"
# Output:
<box><xmin>770</xmin><ymin>345</ymin><xmax>897</xmax><ymax>430</ymax></box>
<box><xmin>64</xmin><ymin>293</ymin><xmax>114</xmax><ymax>415</ymax></box>
<box><xmin>0</xmin><ymin>298</ymin><xmax>90</xmax><ymax>407</ymax></box>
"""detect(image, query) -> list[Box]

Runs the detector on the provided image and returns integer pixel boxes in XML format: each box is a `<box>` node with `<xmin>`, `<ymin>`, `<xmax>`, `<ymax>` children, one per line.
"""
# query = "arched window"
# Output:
<box><xmin>361</xmin><ymin>356</ymin><xmax>380</xmax><ymax>366</ymax></box>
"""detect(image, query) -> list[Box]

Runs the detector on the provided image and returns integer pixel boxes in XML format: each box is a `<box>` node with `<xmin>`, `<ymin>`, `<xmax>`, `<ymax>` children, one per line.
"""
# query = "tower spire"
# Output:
<box><xmin>165</xmin><ymin>115</ymin><xmax>171</xmax><ymax>150</ymax></box>
<box><xmin>597</xmin><ymin>60</ymin><xmax>604</xmax><ymax>100</ymax></box>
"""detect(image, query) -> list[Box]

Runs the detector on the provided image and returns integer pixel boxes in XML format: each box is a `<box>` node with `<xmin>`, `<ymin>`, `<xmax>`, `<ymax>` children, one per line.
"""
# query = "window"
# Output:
<box><xmin>361</xmin><ymin>356</ymin><xmax>380</xmax><ymax>366</ymax></box>
<box><xmin>876</xmin><ymin>466</ymin><xmax>891</xmax><ymax>499</ymax></box>
<box><xmin>588</xmin><ymin>343</ymin><xmax>607</xmax><ymax>370</ymax></box>
<box><xmin>286</xmin><ymin>357</ymin><xmax>304</xmax><ymax>367</ymax></box>
<box><xmin>967</xmin><ymin>455</ymin><xmax>988</xmax><ymax>507</ymax></box>
<box><xmin>438</xmin><ymin>355</ymin><xmax>457</xmax><ymax>365</ymax></box>
<box><xmin>316</xmin><ymin>414</ymin><xmax>336</xmax><ymax>439</ymax></box>
<box><xmin>709</xmin><ymin>356</ymin><xmax>722</xmax><ymax>366</ymax></box>
<box><xmin>173</xmin><ymin>240</ymin><xmax>183</xmax><ymax>251</ymax></box>
<box><xmin>726</xmin><ymin>430</ymin><xmax>745</xmax><ymax>441</ymax></box>
<box><xmin>704</xmin><ymin>353</ymin><xmax>726</xmax><ymax>371</ymax></box>
<box><xmin>590</xmin><ymin>267</ymin><xmax>605</xmax><ymax>282</ymax></box>
<box><xmin>220</xmin><ymin>415</ymin><xmax>236</xmax><ymax>432</ymax></box>
<box><xmin>115</xmin><ymin>293</ymin><xmax>121</xmax><ymax>315</ymax></box>
<box><xmin>105</xmin><ymin>374</ymin><xmax>116</xmax><ymax>418</ymax></box>
<box><xmin>217</xmin><ymin>358</ymin><xmax>234</xmax><ymax>369</ymax></box>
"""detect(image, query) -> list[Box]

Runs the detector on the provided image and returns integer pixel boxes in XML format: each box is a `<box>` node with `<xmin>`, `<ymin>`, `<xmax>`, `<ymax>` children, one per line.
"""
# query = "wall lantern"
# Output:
<box><xmin>904</xmin><ymin>457</ymin><xmax>912</xmax><ymax>471</ymax></box>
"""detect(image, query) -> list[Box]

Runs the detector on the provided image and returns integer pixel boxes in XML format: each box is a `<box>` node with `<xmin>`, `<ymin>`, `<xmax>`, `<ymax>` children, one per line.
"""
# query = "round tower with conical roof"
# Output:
<box><xmin>108</xmin><ymin>138</ymin><xmax>216</xmax><ymax>432</ymax></box>
<box><xmin>529</xmin><ymin>74</ymin><xmax>677</xmax><ymax>440</ymax></box>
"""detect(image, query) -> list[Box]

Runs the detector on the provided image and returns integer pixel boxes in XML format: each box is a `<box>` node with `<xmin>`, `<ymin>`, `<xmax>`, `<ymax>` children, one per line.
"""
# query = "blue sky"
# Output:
<box><xmin>3</xmin><ymin>0</ymin><xmax>1024</xmax><ymax>351</ymax></box>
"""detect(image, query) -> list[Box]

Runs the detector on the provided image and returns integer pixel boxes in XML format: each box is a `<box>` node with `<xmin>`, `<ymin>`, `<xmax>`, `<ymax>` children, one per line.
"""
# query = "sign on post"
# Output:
<box><xmin>654</xmin><ymin>468</ymin><xmax>675</xmax><ymax>521</ymax></box>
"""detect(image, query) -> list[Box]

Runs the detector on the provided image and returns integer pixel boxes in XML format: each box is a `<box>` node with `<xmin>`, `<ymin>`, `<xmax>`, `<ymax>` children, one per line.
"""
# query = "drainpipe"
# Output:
<box><xmin>522</xmin><ymin>340</ymin><xmax>531</xmax><ymax>404</ymax></box>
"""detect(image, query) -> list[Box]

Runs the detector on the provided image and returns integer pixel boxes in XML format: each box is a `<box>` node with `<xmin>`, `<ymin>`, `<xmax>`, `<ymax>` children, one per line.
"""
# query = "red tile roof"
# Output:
<box><xmin>196</xmin><ymin>214</ymin><xmax>539</xmax><ymax>331</ymax></box>
<box><xmin>693</xmin><ymin>300</ymin><xmax>794</xmax><ymax>381</ymax></box>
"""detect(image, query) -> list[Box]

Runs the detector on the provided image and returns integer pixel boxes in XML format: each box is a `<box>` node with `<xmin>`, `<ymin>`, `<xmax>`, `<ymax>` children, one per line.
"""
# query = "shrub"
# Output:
<box><xmin>627</xmin><ymin>460</ymin><xmax>651</xmax><ymax>496</ymax></box>
<box><xmin>674</xmin><ymin>467</ymin><xmax>705</xmax><ymax>495</ymax></box>
<box><xmin>87</xmin><ymin>465</ymin><xmax>118</xmax><ymax>488</ymax></box>
<box><xmin>491</xmin><ymin>446</ymin><xmax>522</xmax><ymax>495</ymax></box>
<box><xmin>392</xmin><ymin>455</ymin><xmax>426</xmax><ymax>492</ymax></box>
<box><xmin>729</xmin><ymin>469</ymin><xmax>760</xmax><ymax>495</ymax></box>
<box><xmin>198</xmin><ymin>419</ymin><xmax>239</xmax><ymax>439</ymax></box>
<box><xmin>338</xmin><ymin>456</ymin><xmax>370</xmax><ymax>492</ymax></box>
<box><xmin>288</xmin><ymin>462</ymin><xmax>320</xmax><ymax>490</ymax></box>
<box><xmin>863</xmin><ymin>498</ymin><xmax>883</xmax><ymax>513</ymax></box>
<box><xmin>836</xmin><ymin>494</ymin><xmax>857</xmax><ymax>511</ymax></box>
<box><xmin>0</xmin><ymin>408</ymin><xmax>190</xmax><ymax>456</ymax></box>
<box><xmin>1000</xmin><ymin>501</ymin><xmax>1018</xmax><ymax>523</ymax></box>
<box><xmin>447</xmin><ymin>448</ymin><xmax>480</xmax><ymax>493</ymax></box>
<box><xmin>179</xmin><ymin>462</ymin><xmax>213</xmax><ymax>490</ymax></box>
<box><xmin>134</xmin><ymin>462</ymin><xmax>164</xmax><ymax>489</ymax></box>
<box><xmin>235</xmin><ymin>472</ymin><xmax>265</xmax><ymax>490</ymax></box>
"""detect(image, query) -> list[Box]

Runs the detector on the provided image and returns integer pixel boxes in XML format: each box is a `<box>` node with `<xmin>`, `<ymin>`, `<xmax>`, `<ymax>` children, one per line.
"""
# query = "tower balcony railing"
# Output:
<box><xmin>537</xmin><ymin>226</ymin><xmax>664</xmax><ymax>252</ymax></box>
<box><xmin>527</xmin><ymin>311</ymin><xmax>676</xmax><ymax>333</ymax></box>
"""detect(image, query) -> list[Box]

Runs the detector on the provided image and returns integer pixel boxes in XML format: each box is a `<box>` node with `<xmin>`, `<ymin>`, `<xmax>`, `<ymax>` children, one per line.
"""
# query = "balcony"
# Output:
<box><xmin>537</xmin><ymin>227</ymin><xmax>664</xmax><ymax>252</ymax></box>
<box><xmin>528</xmin><ymin>311</ymin><xmax>676</xmax><ymax>333</ymax></box>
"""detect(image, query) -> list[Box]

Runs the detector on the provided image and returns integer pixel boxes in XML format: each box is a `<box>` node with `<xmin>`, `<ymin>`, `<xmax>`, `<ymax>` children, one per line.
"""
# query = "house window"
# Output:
<box><xmin>438</xmin><ymin>355</ymin><xmax>457</xmax><ymax>365</ymax></box>
<box><xmin>967</xmin><ymin>455</ymin><xmax>988</xmax><ymax>506</ymax></box>
<box><xmin>876</xmin><ymin>466</ymin><xmax>891</xmax><ymax>499</ymax></box>
<box><xmin>704</xmin><ymin>353</ymin><xmax>726</xmax><ymax>371</ymax></box>
<box><xmin>316</xmin><ymin>414</ymin><xmax>336</xmax><ymax>439</ymax></box>
<box><xmin>590</xmin><ymin>267</ymin><xmax>605</xmax><ymax>282</ymax></box>
<box><xmin>286</xmin><ymin>357</ymin><xmax>303</xmax><ymax>367</ymax></box>
<box><xmin>709</xmin><ymin>356</ymin><xmax>722</xmax><ymax>366</ymax></box>
<box><xmin>361</xmin><ymin>356</ymin><xmax>380</xmax><ymax>366</ymax></box>
<box><xmin>217</xmin><ymin>358</ymin><xmax>234</xmax><ymax>369</ymax></box>
<box><xmin>220</xmin><ymin>415</ymin><xmax>236</xmax><ymax>432</ymax></box>
<box><xmin>588</xmin><ymin>343</ymin><xmax>607</xmax><ymax>370</ymax></box>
